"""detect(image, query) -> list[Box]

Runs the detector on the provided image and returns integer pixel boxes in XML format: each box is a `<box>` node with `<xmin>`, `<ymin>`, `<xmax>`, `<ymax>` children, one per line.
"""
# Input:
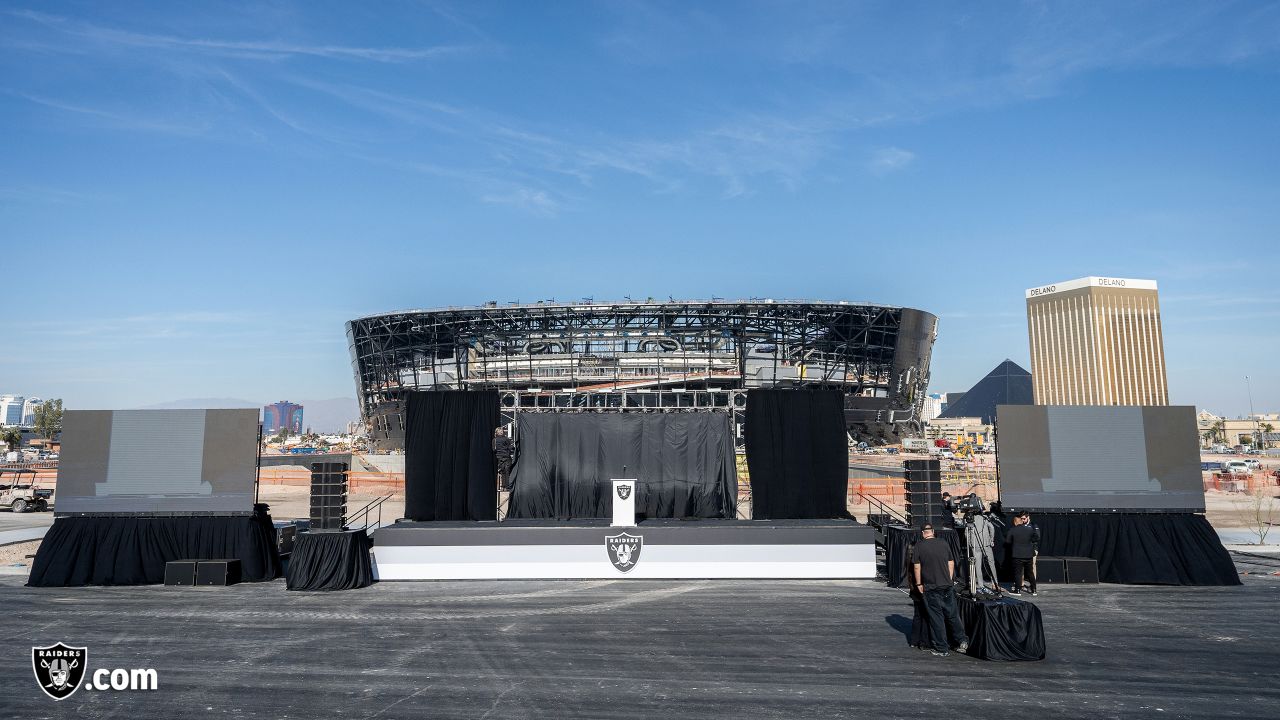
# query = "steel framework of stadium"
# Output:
<box><xmin>347</xmin><ymin>299</ymin><xmax>936</xmax><ymax>448</ymax></box>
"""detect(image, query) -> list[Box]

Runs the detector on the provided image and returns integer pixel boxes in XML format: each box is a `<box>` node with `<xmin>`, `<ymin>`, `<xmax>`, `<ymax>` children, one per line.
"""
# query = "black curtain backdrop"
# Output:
<box><xmin>745</xmin><ymin>389</ymin><xmax>849</xmax><ymax>520</ymax></box>
<box><xmin>883</xmin><ymin>524</ymin><xmax>964</xmax><ymax>588</ymax></box>
<box><xmin>957</xmin><ymin>596</ymin><xmax>1047</xmax><ymax>661</ymax></box>
<box><xmin>285</xmin><ymin>530</ymin><xmax>374</xmax><ymax>591</ymax></box>
<box><xmin>404</xmin><ymin>391</ymin><xmax>499</xmax><ymax>522</ymax></box>
<box><xmin>27</xmin><ymin>513</ymin><xmax>280</xmax><ymax>587</ymax></box>
<box><xmin>1023</xmin><ymin>512</ymin><xmax>1240</xmax><ymax>586</ymax></box>
<box><xmin>507</xmin><ymin>413</ymin><xmax>736</xmax><ymax>520</ymax></box>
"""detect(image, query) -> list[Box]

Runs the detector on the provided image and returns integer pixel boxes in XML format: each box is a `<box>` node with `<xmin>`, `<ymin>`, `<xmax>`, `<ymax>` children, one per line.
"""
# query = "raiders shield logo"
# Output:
<box><xmin>616</xmin><ymin>483</ymin><xmax>632</xmax><ymax>500</ymax></box>
<box><xmin>32</xmin><ymin>643</ymin><xmax>87</xmax><ymax>701</ymax></box>
<box><xmin>606</xmin><ymin>532</ymin><xmax>642</xmax><ymax>573</ymax></box>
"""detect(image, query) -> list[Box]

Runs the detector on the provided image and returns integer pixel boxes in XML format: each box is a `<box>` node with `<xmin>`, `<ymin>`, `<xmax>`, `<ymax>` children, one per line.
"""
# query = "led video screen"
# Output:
<box><xmin>56</xmin><ymin>409</ymin><xmax>259</xmax><ymax>514</ymax></box>
<box><xmin>996</xmin><ymin>405</ymin><xmax>1204</xmax><ymax>511</ymax></box>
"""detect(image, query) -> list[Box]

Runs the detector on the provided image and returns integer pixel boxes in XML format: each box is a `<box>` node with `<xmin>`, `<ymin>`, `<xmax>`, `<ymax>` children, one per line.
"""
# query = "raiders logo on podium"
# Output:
<box><xmin>605</xmin><ymin>532</ymin><xmax>642</xmax><ymax>573</ymax></box>
<box><xmin>616</xmin><ymin>484</ymin><xmax>631</xmax><ymax>500</ymax></box>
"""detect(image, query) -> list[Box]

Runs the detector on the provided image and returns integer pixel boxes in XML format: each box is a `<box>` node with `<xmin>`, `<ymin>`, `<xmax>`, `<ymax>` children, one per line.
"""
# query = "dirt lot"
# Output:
<box><xmin>0</xmin><ymin>539</ymin><xmax>40</xmax><ymax>570</ymax></box>
<box><xmin>256</xmin><ymin>483</ymin><xmax>404</xmax><ymax>526</ymax></box>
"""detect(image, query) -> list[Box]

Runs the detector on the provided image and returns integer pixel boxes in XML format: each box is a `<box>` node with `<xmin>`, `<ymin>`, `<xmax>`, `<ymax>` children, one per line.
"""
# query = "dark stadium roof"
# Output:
<box><xmin>937</xmin><ymin>359</ymin><xmax>1033</xmax><ymax>424</ymax></box>
<box><xmin>352</xmin><ymin>298</ymin><xmax>906</xmax><ymax>321</ymax></box>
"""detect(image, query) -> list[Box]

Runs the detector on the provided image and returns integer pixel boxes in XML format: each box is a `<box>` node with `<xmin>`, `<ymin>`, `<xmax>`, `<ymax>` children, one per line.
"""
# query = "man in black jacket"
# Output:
<box><xmin>1004</xmin><ymin>512</ymin><xmax>1041</xmax><ymax>595</ymax></box>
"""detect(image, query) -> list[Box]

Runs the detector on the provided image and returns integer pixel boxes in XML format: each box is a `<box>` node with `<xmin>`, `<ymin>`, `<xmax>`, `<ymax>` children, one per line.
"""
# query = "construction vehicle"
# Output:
<box><xmin>0</xmin><ymin>468</ymin><xmax>53</xmax><ymax>512</ymax></box>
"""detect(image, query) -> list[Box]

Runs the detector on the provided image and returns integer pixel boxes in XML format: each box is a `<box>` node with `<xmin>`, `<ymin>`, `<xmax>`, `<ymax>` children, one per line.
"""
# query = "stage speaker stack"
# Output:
<box><xmin>310</xmin><ymin>462</ymin><xmax>349</xmax><ymax>531</ymax></box>
<box><xmin>903</xmin><ymin>458</ymin><xmax>944</xmax><ymax>528</ymax></box>
<box><xmin>1063</xmin><ymin>556</ymin><xmax>1100</xmax><ymax>584</ymax></box>
<box><xmin>164</xmin><ymin>560</ymin><xmax>199</xmax><ymax>586</ymax></box>
<box><xmin>1034</xmin><ymin>556</ymin><xmax>1067</xmax><ymax>584</ymax></box>
<box><xmin>195</xmin><ymin>559</ymin><xmax>242</xmax><ymax>586</ymax></box>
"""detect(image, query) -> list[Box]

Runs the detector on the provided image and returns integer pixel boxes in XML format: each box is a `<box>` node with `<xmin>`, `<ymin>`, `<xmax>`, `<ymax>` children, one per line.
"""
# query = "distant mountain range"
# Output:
<box><xmin>138</xmin><ymin>397</ymin><xmax>360</xmax><ymax>433</ymax></box>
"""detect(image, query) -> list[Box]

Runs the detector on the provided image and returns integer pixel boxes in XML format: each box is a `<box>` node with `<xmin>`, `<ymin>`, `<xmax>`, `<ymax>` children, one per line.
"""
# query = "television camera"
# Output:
<box><xmin>947</xmin><ymin>493</ymin><xmax>1003</xmax><ymax>598</ymax></box>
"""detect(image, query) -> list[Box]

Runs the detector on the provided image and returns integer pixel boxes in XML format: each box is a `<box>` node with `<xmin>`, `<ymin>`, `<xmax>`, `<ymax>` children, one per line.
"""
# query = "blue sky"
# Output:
<box><xmin>2</xmin><ymin>1</ymin><xmax>1278</xmax><ymax>417</ymax></box>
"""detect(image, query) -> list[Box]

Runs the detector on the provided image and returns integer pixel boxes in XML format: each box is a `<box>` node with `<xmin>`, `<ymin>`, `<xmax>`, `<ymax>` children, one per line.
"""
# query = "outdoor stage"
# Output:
<box><xmin>372</xmin><ymin>519</ymin><xmax>877</xmax><ymax>580</ymax></box>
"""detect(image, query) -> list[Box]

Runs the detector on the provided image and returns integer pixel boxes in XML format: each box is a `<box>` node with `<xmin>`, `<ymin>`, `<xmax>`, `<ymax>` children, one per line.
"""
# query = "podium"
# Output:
<box><xmin>612</xmin><ymin>480</ymin><xmax>636</xmax><ymax>527</ymax></box>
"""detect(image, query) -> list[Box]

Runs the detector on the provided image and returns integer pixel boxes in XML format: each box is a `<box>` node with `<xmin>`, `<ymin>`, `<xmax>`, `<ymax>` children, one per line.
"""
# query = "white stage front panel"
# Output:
<box><xmin>372</xmin><ymin>542</ymin><xmax>876</xmax><ymax>580</ymax></box>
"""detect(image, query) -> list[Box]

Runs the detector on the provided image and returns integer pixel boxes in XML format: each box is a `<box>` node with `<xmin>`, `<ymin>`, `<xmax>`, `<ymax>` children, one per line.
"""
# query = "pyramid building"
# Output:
<box><xmin>937</xmin><ymin>360</ymin><xmax>1034</xmax><ymax>425</ymax></box>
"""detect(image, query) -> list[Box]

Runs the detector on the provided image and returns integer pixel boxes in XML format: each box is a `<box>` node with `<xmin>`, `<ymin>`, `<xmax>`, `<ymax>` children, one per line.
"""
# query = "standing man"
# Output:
<box><xmin>1004</xmin><ymin>512</ymin><xmax>1041</xmax><ymax>595</ymax></box>
<box><xmin>493</xmin><ymin>427</ymin><xmax>515</xmax><ymax>491</ymax></box>
<box><xmin>912</xmin><ymin>524</ymin><xmax>970</xmax><ymax>657</ymax></box>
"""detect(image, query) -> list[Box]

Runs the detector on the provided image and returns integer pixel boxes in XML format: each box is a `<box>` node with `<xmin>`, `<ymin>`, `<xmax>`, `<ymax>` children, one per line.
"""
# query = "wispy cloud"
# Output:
<box><xmin>21</xmin><ymin>311</ymin><xmax>252</xmax><ymax>340</ymax></box>
<box><xmin>482</xmin><ymin>187</ymin><xmax>560</xmax><ymax>216</ymax></box>
<box><xmin>6</xmin><ymin>9</ymin><xmax>476</xmax><ymax>63</ymax></box>
<box><xmin>868</xmin><ymin>146</ymin><xmax>915</xmax><ymax>174</ymax></box>
<box><xmin>5</xmin><ymin>2</ymin><xmax>1278</xmax><ymax>213</ymax></box>
<box><xmin>0</xmin><ymin>184</ymin><xmax>101</xmax><ymax>205</ymax></box>
<box><xmin>9</xmin><ymin>91</ymin><xmax>211</xmax><ymax>136</ymax></box>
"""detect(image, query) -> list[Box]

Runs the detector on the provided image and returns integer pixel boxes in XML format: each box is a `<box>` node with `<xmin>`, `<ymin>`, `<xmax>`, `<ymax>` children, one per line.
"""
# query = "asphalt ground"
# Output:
<box><xmin>2</xmin><ymin>572</ymin><xmax>1278</xmax><ymax>720</ymax></box>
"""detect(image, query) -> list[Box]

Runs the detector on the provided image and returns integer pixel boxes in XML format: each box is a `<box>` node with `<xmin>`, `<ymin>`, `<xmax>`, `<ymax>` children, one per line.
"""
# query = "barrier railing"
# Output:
<box><xmin>858</xmin><ymin>492</ymin><xmax>908</xmax><ymax>529</ymax></box>
<box><xmin>345</xmin><ymin>493</ymin><xmax>396</xmax><ymax>533</ymax></box>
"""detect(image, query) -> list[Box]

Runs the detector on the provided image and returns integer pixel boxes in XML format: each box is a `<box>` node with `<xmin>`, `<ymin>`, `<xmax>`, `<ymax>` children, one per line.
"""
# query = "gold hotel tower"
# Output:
<box><xmin>1025</xmin><ymin>276</ymin><xmax>1168</xmax><ymax>406</ymax></box>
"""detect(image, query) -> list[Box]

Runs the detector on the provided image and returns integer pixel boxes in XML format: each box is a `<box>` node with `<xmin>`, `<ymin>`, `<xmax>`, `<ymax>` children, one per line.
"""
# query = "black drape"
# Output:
<box><xmin>956</xmin><ymin>596</ymin><xmax>1046</xmax><ymax>661</ymax></box>
<box><xmin>744</xmin><ymin>389</ymin><xmax>849</xmax><ymax>519</ymax></box>
<box><xmin>404</xmin><ymin>391</ymin><xmax>499</xmax><ymax>521</ymax></box>
<box><xmin>27</xmin><ymin>514</ymin><xmax>281</xmax><ymax>587</ymax></box>
<box><xmin>285</xmin><ymin>530</ymin><xmax>374</xmax><ymax>591</ymax></box>
<box><xmin>507</xmin><ymin>413</ymin><xmax>736</xmax><ymax>520</ymax></box>
<box><xmin>1022</xmin><ymin>513</ymin><xmax>1239</xmax><ymax>586</ymax></box>
<box><xmin>883</xmin><ymin>524</ymin><xmax>964</xmax><ymax>588</ymax></box>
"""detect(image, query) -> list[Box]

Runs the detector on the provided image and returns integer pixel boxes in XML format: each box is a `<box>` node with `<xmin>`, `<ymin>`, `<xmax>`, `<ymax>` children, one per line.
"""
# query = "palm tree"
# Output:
<box><xmin>1210</xmin><ymin>419</ymin><xmax>1226</xmax><ymax>445</ymax></box>
<box><xmin>2</xmin><ymin>427</ymin><xmax>22</xmax><ymax>453</ymax></box>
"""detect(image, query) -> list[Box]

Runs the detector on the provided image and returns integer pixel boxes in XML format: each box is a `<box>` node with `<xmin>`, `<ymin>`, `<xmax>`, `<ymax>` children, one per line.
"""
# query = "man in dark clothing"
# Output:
<box><xmin>1004</xmin><ymin>512</ymin><xmax>1041</xmax><ymax>595</ymax></box>
<box><xmin>492</xmin><ymin>428</ymin><xmax>515</xmax><ymax>491</ymax></box>
<box><xmin>906</xmin><ymin>540</ymin><xmax>931</xmax><ymax>650</ymax></box>
<box><xmin>912</xmin><ymin>525</ymin><xmax>969</xmax><ymax>657</ymax></box>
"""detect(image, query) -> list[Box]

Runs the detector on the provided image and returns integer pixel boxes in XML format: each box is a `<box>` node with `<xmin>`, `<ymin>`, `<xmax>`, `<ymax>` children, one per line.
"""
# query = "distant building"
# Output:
<box><xmin>1197</xmin><ymin>410</ymin><xmax>1278</xmax><ymax>448</ymax></box>
<box><xmin>924</xmin><ymin>416</ymin><xmax>991</xmax><ymax>445</ymax></box>
<box><xmin>263</xmin><ymin>401</ymin><xmax>304</xmax><ymax>434</ymax></box>
<box><xmin>1025</xmin><ymin>276</ymin><xmax>1168</xmax><ymax>406</ymax></box>
<box><xmin>938</xmin><ymin>360</ymin><xmax>1034</xmax><ymax>425</ymax></box>
<box><xmin>922</xmin><ymin>393</ymin><xmax>944</xmax><ymax>422</ymax></box>
<box><xmin>0</xmin><ymin>395</ymin><xmax>24</xmax><ymax>426</ymax></box>
<box><xmin>21</xmin><ymin>397</ymin><xmax>41</xmax><ymax>426</ymax></box>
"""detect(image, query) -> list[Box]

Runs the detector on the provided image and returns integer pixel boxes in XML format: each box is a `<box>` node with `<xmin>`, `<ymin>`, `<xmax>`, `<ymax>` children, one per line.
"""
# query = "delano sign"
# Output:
<box><xmin>1025</xmin><ymin>276</ymin><xmax>1158</xmax><ymax>299</ymax></box>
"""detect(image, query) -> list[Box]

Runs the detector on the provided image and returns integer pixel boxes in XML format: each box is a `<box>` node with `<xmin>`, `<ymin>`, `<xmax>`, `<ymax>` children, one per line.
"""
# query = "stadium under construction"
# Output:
<box><xmin>346</xmin><ymin>299</ymin><xmax>937</xmax><ymax>449</ymax></box>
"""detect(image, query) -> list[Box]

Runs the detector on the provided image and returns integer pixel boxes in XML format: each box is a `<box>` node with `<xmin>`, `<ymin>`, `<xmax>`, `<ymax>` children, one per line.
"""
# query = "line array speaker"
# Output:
<box><xmin>903</xmin><ymin>458</ymin><xmax>943</xmax><ymax>528</ymax></box>
<box><xmin>310</xmin><ymin>461</ymin><xmax>349</xmax><ymax>531</ymax></box>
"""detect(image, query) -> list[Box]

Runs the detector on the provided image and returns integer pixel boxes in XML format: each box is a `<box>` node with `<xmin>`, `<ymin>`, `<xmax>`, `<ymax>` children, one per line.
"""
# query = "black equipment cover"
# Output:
<box><xmin>285</xmin><ymin>529</ymin><xmax>374</xmax><ymax>591</ymax></box>
<box><xmin>957</xmin><ymin>595</ymin><xmax>1046</xmax><ymax>661</ymax></box>
<box><xmin>1024</xmin><ymin>512</ymin><xmax>1239</xmax><ymax>586</ymax></box>
<box><xmin>27</xmin><ymin>513</ymin><xmax>281</xmax><ymax>587</ymax></box>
